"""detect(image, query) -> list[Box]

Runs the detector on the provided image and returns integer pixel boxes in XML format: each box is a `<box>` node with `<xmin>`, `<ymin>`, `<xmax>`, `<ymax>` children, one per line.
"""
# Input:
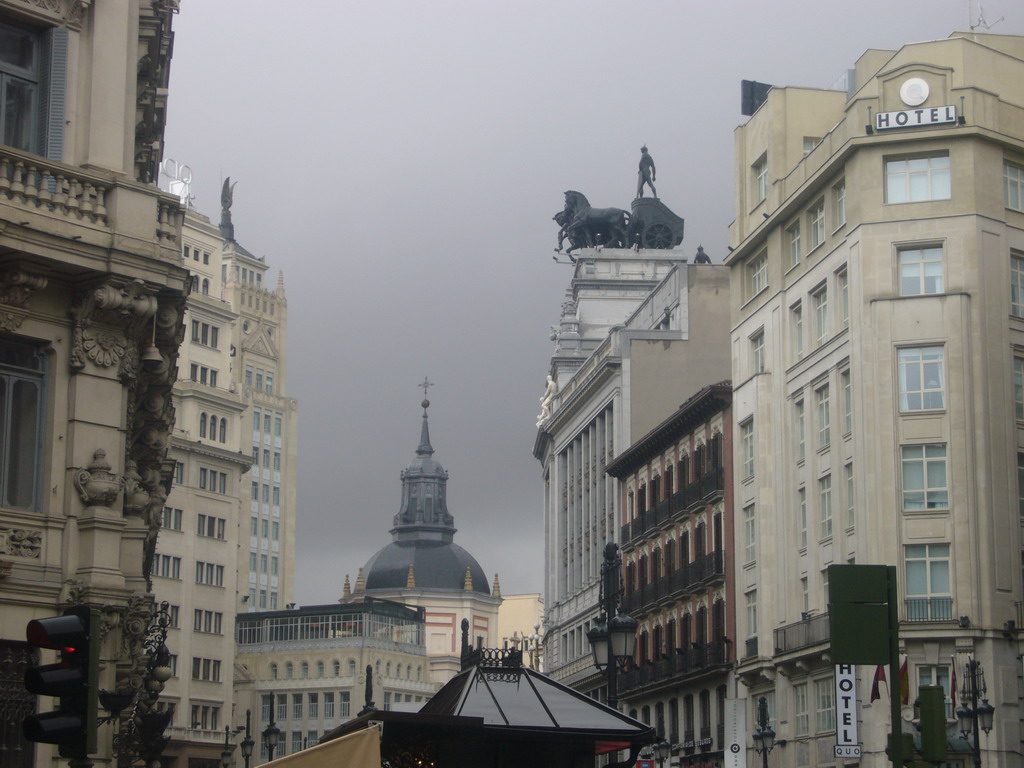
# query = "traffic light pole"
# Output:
<box><xmin>887</xmin><ymin>567</ymin><xmax>903</xmax><ymax>768</ymax></box>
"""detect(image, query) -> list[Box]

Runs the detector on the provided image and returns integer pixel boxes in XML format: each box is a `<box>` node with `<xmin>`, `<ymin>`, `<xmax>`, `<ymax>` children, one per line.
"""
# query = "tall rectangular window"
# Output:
<box><xmin>833</xmin><ymin>179</ymin><xmax>846</xmax><ymax>228</ymax></box>
<box><xmin>753</xmin><ymin>155</ymin><xmax>767</xmax><ymax>203</ymax></box>
<box><xmin>795</xmin><ymin>399</ymin><xmax>806</xmax><ymax>462</ymax></box>
<box><xmin>0</xmin><ymin>21</ymin><xmax>45</xmax><ymax>155</ymax></box>
<box><xmin>899</xmin><ymin>346</ymin><xmax>945</xmax><ymax>411</ymax></box>
<box><xmin>1005</xmin><ymin>161</ymin><xmax>1024</xmax><ymax>212</ymax></box>
<box><xmin>886</xmin><ymin>154</ymin><xmax>950</xmax><ymax>203</ymax></box>
<box><xmin>794</xmin><ymin>683</ymin><xmax>809</xmax><ymax>735</ymax></box>
<box><xmin>819</xmin><ymin>474</ymin><xmax>833</xmax><ymax>539</ymax></box>
<box><xmin>899</xmin><ymin>245</ymin><xmax>944</xmax><ymax>296</ymax></box>
<box><xmin>1012</xmin><ymin>254</ymin><xmax>1024</xmax><ymax>318</ymax></box>
<box><xmin>0</xmin><ymin>338</ymin><xmax>43</xmax><ymax>509</ymax></box>
<box><xmin>812</xmin><ymin>285</ymin><xmax>829</xmax><ymax>347</ymax></box>
<box><xmin>292</xmin><ymin>694</ymin><xmax>303</xmax><ymax>719</ymax></box>
<box><xmin>1017</xmin><ymin>358</ymin><xmax>1024</xmax><ymax>420</ymax></box>
<box><xmin>841</xmin><ymin>370</ymin><xmax>852</xmax><ymax>434</ymax></box>
<box><xmin>845</xmin><ymin>463</ymin><xmax>855</xmax><ymax>528</ymax></box>
<box><xmin>1018</xmin><ymin>453</ymin><xmax>1024</xmax><ymax>517</ymax></box>
<box><xmin>324</xmin><ymin>692</ymin><xmax>335</xmax><ymax>719</ymax></box>
<box><xmin>741</xmin><ymin>420</ymin><xmax>755</xmax><ymax>478</ymax></box>
<box><xmin>918</xmin><ymin>665</ymin><xmax>953</xmax><ymax>717</ymax></box>
<box><xmin>751</xmin><ymin>331</ymin><xmax>765</xmax><ymax>374</ymax></box>
<box><xmin>748</xmin><ymin>252</ymin><xmax>768</xmax><ymax>298</ymax></box>
<box><xmin>798</xmin><ymin>487</ymin><xmax>807</xmax><ymax>549</ymax></box>
<box><xmin>905</xmin><ymin>543</ymin><xmax>951</xmax><ymax>620</ymax></box>
<box><xmin>745</xmin><ymin>591</ymin><xmax>757</xmax><ymax>637</ymax></box>
<box><xmin>787</xmin><ymin>222</ymin><xmax>801</xmax><ymax>268</ymax></box>
<box><xmin>791</xmin><ymin>303</ymin><xmax>804</xmax><ymax>361</ymax></box>
<box><xmin>815</xmin><ymin>677</ymin><xmax>836</xmax><ymax>732</ymax></box>
<box><xmin>901</xmin><ymin>444</ymin><xmax>948</xmax><ymax>511</ymax></box>
<box><xmin>743</xmin><ymin>504</ymin><xmax>756</xmax><ymax>563</ymax></box>
<box><xmin>808</xmin><ymin>199</ymin><xmax>825</xmax><ymax>249</ymax></box>
<box><xmin>837</xmin><ymin>267</ymin><xmax>849</xmax><ymax>328</ymax></box>
<box><xmin>815</xmin><ymin>385</ymin><xmax>831</xmax><ymax>450</ymax></box>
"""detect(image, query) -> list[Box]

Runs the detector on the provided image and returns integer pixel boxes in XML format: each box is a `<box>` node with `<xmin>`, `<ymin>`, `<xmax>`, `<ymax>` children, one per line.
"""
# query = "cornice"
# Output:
<box><xmin>170</xmin><ymin>436</ymin><xmax>254</xmax><ymax>469</ymax></box>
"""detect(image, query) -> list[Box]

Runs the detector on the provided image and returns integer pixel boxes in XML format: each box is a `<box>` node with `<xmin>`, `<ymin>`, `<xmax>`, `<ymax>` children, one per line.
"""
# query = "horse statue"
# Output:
<box><xmin>556</xmin><ymin>191</ymin><xmax>630</xmax><ymax>254</ymax></box>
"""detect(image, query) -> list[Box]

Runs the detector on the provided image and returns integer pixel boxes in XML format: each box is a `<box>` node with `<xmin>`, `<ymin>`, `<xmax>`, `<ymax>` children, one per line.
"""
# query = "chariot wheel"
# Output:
<box><xmin>644</xmin><ymin>223</ymin><xmax>674</xmax><ymax>249</ymax></box>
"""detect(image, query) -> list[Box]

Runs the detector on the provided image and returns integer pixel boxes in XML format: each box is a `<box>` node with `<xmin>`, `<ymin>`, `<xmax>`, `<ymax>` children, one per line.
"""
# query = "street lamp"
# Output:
<box><xmin>587</xmin><ymin>542</ymin><xmax>638</xmax><ymax>710</ymax></box>
<box><xmin>240</xmin><ymin>710</ymin><xmax>255</xmax><ymax>768</ymax></box>
<box><xmin>222</xmin><ymin>725</ymin><xmax>237</xmax><ymax>768</ymax></box>
<box><xmin>262</xmin><ymin>714</ymin><xmax>281</xmax><ymax>763</ymax></box>
<box><xmin>752</xmin><ymin>696</ymin><xmax>775</xmax><ymax>768</ymax></box>
<box><xmin>654</xmin><ymin>738</ymin><xmax>671</xmax><ymax>768</ymax></box>
<box><xmin>957</xmin><ymin>658</ymin><xmax>995</xmax><ymax>768</ymax></box>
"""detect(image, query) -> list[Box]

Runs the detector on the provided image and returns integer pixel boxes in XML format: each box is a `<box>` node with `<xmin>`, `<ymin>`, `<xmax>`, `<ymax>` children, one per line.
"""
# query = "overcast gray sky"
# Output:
<box><xmin>162</xmin><ymin>1</ymin><xmax>1023</xmax><ymax>607</ymax></box>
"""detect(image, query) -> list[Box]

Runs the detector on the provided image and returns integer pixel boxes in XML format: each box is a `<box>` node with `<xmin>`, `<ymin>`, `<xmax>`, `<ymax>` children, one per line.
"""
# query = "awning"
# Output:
<box><xmin>264</xmin><ymin>725</ymin><xmax>380</xmax><ymax>768</ymax></box>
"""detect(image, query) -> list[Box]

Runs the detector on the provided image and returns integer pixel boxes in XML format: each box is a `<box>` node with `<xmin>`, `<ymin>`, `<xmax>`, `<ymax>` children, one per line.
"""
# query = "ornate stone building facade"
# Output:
<box><xmin>534</xmin><ymin>250</ymin><xmax>732</xmax><ymax>702</ymax></box>
<box><xmin>0</xmin><ymin>2</ymin><xmax>187</xmax><ymax>767</ymax></box>
<box><xmin>726</xmin><ymin>31</ymin><xmax>1024</xmax><ymax>768</ymax></box>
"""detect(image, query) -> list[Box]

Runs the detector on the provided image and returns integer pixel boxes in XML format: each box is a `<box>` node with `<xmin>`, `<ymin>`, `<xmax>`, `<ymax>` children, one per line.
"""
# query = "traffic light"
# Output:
<box><xmin>918</xmin><ymin>685</ymin><xmax>948</xmax><ymax>763</ymax></box>
<box><xmin>23</xmin><ymin>606</ymin><xmax>99</xmax><ymax>759</ymax></box>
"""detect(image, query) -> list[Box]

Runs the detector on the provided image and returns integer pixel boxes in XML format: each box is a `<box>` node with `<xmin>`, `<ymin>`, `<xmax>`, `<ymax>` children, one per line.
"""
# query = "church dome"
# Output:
<box><xmin>363</xmin><ymin>539</ymin><xmax>490</xmax><ymax>593</ymax></box>
<box><xmin>359</xmin><ymin>394</ymin><xmax>491</xmax><ymax>596</ymax></box>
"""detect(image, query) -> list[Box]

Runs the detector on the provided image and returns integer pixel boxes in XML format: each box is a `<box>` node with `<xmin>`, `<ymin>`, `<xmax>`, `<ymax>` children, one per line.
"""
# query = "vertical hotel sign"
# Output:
<box><xmin>834</xmin><ymin>664</ymin><xmax>861</xmax><ymax>759</ymax></box>
<box><xmin>724</xmin><ymin>698</ymin><xmax>747</xmax><ymax>768</ymax></box>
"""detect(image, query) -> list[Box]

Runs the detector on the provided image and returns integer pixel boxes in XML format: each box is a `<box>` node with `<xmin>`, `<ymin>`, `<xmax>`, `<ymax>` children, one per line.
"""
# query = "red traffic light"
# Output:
<box><xmin>26</xmin><ymin>613</ymin><xmax>89</xmax><ymax>652</ymax></box>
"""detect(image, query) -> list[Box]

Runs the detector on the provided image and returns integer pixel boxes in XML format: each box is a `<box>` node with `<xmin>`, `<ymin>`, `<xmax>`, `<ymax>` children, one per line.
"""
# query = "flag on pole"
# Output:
<box><xmin>899</xmin><ymin>658</ymin><xmax>910</xmax><ymax>705</ymax></box>
<box><xmin>870</xmin><ymin>664</ymin><xmax>886</xmax><ymax>702</ymax></box>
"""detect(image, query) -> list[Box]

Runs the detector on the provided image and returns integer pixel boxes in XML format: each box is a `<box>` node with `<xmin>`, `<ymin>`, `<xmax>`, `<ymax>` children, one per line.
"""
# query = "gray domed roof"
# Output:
<box><xmin>364</xmin><ymin>540</ymin><xmax>490</xmax><ymax>593</ymax></box>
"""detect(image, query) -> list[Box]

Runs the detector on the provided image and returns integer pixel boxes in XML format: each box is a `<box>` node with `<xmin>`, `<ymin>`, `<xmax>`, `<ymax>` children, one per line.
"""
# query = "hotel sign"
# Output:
<box><xmin>833</xmin><ymin>664</ymin><xmax>861</xmax><ymax>759</ymax></box>
<box><xmin>875</xmin><ymin>105</ymin><xmax>956</xmax><ymax>130</ymax></box>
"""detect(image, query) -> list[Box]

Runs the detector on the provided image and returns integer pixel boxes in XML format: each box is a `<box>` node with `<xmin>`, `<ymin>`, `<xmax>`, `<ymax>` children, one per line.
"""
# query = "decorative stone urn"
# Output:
<box><xmin>74</xmin><ymin>449</ymin><xmax>124</xmax><ymax>508</ymax></box>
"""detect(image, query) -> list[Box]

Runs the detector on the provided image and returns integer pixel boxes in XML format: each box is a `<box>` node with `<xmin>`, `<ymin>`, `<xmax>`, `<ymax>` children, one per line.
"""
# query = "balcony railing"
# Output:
<box><xmin>905</xmin><ymin>597</ymin><xmax>953</xmax><ymax>622</ymax></box>
<box><xmin>619</xmin><ymin>638</ymin><xmax>729</xmax><ymax>695</ymax></box>
<box><xmin>773</xmin><ymin>613</ymin><xmax>830</xmax><ymax>655</ymax></box>
<box><xmin>620</xmin><ymin>551</ymin><xmax>725</xmax><ymax>612</ymax></box>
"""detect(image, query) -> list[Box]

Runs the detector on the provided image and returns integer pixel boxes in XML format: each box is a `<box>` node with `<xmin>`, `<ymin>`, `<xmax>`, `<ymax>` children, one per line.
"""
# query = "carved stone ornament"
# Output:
<box><xmin>0</xmin><ymin>267</ymin><xmax>47</xmax><ymax>331</ymax></box>
<box><xmin>74</xmin><ymin>449</ymin><xmax>124</xmax><ymax>508</ymax></box>
<box><xmin>0</xmin><ymin>527</ymin><xmax>42</xmax><ymax>558</ymax></box>
<box><xmin>122</xmin><ymin>460</ymin><xmax>150</xmax><ymax>517</ymax></box>
<box><xmin>70</xmin><ymin>279</ymin><xmax>157</xmax><ymax>374</ymax></box>
<box><xmin>81</xmin><ymin>327</ymin><xmax>127</xmax><ymax>367</ymax></box>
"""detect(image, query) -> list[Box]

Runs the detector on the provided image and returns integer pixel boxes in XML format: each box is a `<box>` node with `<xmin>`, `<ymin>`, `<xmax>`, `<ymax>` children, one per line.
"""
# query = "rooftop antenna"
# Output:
<box><xmin>969</xmin><ymin>2</ymin><xmax>1004</xmax><ymax>30</ymax></box>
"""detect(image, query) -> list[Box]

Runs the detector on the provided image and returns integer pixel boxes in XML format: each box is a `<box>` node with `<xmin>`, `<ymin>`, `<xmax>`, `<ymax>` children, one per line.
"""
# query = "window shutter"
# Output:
<box><xmin>38</xmin><ymin>26</ymin><xmax>67</xmax><ymax>161</ymax></box>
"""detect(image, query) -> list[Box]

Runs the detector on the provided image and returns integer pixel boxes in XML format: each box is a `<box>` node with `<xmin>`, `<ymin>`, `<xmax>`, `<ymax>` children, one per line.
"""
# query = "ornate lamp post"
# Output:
<box><xmin>240</xmin><ymin>710</ymin><xmax>255</xmax><ymax>768</ymax></box>
<box><xmin>654</xmin><ymin>737</ymin><xmax>671</xmax><ymax>768</ymax></box>
<box><xmin>957</xmin><ymin>658</ymin><xmax>995</xmax><ymax>768</ymax></box>
<box><xmin>261</xmin><ymin>715</ymin><xmax>281</xmax><ymax>763</ymax></box>
<box><xmin>752</xmin><ymin>696</ymin><xmax>776</xmax><ymax>768</ymax></box>
<box><xmin>221</xmin><ymin>725</ymin><xmax>236</xmax><ymax>768</ymax></box>
<box><xmin>587</xmin><ymin>543</ymin><xmax>637</xmax><ymax>710</ymax></box>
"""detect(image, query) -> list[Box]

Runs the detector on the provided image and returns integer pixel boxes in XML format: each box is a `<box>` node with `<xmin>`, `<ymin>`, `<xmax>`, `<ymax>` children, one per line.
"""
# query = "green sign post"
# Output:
<box><xmin>828</xmin><ymin>564</ymin><xmax>905</xmax><ymax>767</ymax></box>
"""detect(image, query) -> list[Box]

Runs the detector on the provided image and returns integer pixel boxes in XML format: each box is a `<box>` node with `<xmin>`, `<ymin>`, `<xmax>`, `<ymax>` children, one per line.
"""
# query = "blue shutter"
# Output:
<box><xmin>38</xmin><ymin>26</ymin><xmax>67</xmax><ymax>161</ymax></box>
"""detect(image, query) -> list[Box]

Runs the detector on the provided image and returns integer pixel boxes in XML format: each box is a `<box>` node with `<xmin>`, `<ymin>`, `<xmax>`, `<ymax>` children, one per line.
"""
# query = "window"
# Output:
<box><xmin>324</xmin><ymin>692</ymin><xmax>335</xmax><ymax>719</ymax></box>
<box><xmin>0</xmin><ymin>21</ymin><xmax>66</xmax><ymax>157</ymax></box>
<box><xmin>845</xmin><ymin>463</ymin><xmax>854</xmax><ymax>528</ymax></box>
<box><xmin>274</xmin><ymin>452</ymin><xmax>282</xmax><ymax>470</ymax></box>
<box><xmin>795</xmin><ymin>400</ymin><xmax>806</xmax><ymax>462</ymax></box>
<box><xmin>743</xmin><ymin>504</ymin><xmax>756</xmax><ymax>563</ymax></box>
<box><xmin>196</xmin><ymin>514</ymin><xmax>226</xmax><ymax>539</ymax></box>
<box><xmin>1013</xmin><ymin>254</ymin><xmax>1024</xmax><ymax>317</ymax></box>
<box><xmin>751</xmin><ymin>331</ymin><xmax>765</xmax><ymax>374</ymax></box>
<box><xmin>905</xmin><ymin>543</ymin><xmax>951</xmax><ymax>620</ymax></box>
<box><xmin>339</xmin><ymin>692</ymin><xmax>351</xmax><ymax>718</ymax></box>
<box><xmin>802</xmin><ymin>136</ymin><xmax>820</xmax><ymax>155</ymax></box>
<box><xmin>812</xmin><ymin>285</ymin><xmax>829</xmax><ymax>347</ymax></box>
<box><xmin>833</xmin><ymin>179</ymin><xmax>846</xmax><ymax>228</ymax></box>
<box><xmin>308</xmin><ymin>693</ymin><xmax>319</xmax><ymax>718</ymax></box>
<box><xmin>301</xmin><ymin>661</ymin><xmax>309</xmax><ymax>678</ymax></box>
<box><xmin>275</xmin><ymin>415</ymin><xmax>283</xmax><ymax>436</ymax></box>
<box><xmin>837</xmin><ymin>268</ymin><xmax>849</xmax><ymax>328</ymax></box>
<box><xmin>899</xmin><ymin>346</ymin><xmax>944</xmax><ymax>411</ymax></box>
<box><xmin>753</xmin><ymin>154</ymin><xmax>767</xmax><ymax>203</ymax></box>
<box><xmin>292</xmin><ymin>693</ymin><xmax>303</xmax><ymax>719</ymax></box>
<box><xmin>245</xmin><ymin>366</ymin><xmax>253</xmax><ymax>387</ymax></box>
<box><xmin>918</xmin><ymin>665</ymin><xmax>953</xmax><ymax>717</ymax></box>
<box><xmin>748</xmin><ymin>251</ymin><xmax>768</xmax><ymax>298</ymax></box>
<box><xmin>154</xmin><ymin>554</ymin><xmax>181</xmax><ymax>579</ymax></box>
<box><xmin>787</xmin><ymin>221</ymin><xmax>801</xmax><ymax>268</ymax></box>
<box><xmin>195</xmin><ymin>561</ymin><xmax>225</xmax><ymax>586</ymax></box>
<box><xmin>886</xmin><ymin>154</ymin><xmax>950</xmax><ymax>203</ymax></box>
<box><xmin>798</xmin><ymin>487</ymin><xmax>807</xmax><ymax>549</ymax></box>
<box><xmin>899</xmin><ymin>245</ymin><xmax>944</xmax><ymax>296</ymax></box>
<box><xmin>1017</xmin><ymin>359</ymin><xmax>1024</xmax><ymax>420</ymax></box>
<box><xmin>0</xmin><ymin>338</ymin><xmax>44</xmax><ymax>509</ymax></box>
<box><xmin>193</xmin><ymin>610</ymin><xmax>223</xmax><ymax>634</ymax></box>
<box><xmin>741</xmin><ymin>420</ymin><xmax>755</xmax><ymax>478</ymax></box>
<box><xmin>1004</xmin><ymin>161</ymin><xmax>1024</xmax><ymax>212</ymax></box>
<box><xmin>800</xmin><ymin>577</ymin><xmax>809</xmax><ymax>612</ymax></box>
<box><xmin>815</xmin><ymin>677</ymin><xmax>835</xmax><ymax>732</ymax></box>
<box><xmin>745</xmin><ymin>591</ymin><xmax>757</xmax><ymax>638</ymax></box>
<box><xmin>793</xmin><ymin>683</ymin><xmax>808</xmax><ymax>735</ymax></box>
<box><xmin>191</xmin><ymin>657</ymin><xmax>222</xmax><ymax>682</ymax></box>
<box><xmin>819</xmin><ymin>474</ymin><xmax>833</xmax><ymax>539</ymax></box>
<box><xmin>266</xmin><ymin>372</ymin><xmax>274</xmax><ymax>394</ymax></box>
<box><xmin>1018</xmin><ymin>453</ymin><xmax>1024</xmax><ymax>517</ymax></box>
<box><xmin>791</xmin><ymin>303</ymin><xmax>804</xmax><ymax>360</ymax></box>
<box><xmin>167</xmin><ymin>605</ymin><xmax>180</xmax><ymax>628</ymax></box>
<box><xmin>276</xmin><ymin>694</ymin><xmax>287</xmax><ymax>720</ymax></box>
<box><xmin>841</xmin><ymin>370</ymin><xmax>852</xmax><ymax>434</ymax></box>
<box><xmin>901</xmin><ymin>444</ymin><xmax>948</xmax><ymax>510</ymax></box>
<box><xmin>815</xmin><ymin>384</ymin><xmax>831</xmax><ymax>450</ymax></box>
<box><xmin>291</xmin><ymin>732</ymin><xmax>301</xmax><ymax>754</ymax></box>
<box><xmin>162</xmin><ymin>506</ymin><xmax>183</xmax><ymax>531</ymax></box>
<box><xmin>255</xmin><ymin>370</ymin><xmax>263</xmax><ymax>390</ymax></box>
<box><xmin>808</xmin><ymin>199</ymin><xmax>825</xmax><ymax>249</ymax></box>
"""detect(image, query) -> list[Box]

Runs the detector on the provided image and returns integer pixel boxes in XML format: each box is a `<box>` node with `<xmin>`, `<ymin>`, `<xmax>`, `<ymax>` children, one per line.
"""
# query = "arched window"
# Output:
<box><xmin>301</xmin><ymin>662</ymin><xmax>309</xmax><ymax>678</ymax></box>
<box><xmin>348</xmin><ymin>660</ymin><xmax>356</xmax><ymax>675</ymax></box>
<box><xmin>269</xmin><ymin>663</ymin><xmax>278</xmax><ymax>679</ymax></box>
<box><xmin>416</xmin><ymin>666</ymin><xmax>422</xmax><ymax>681</ymax></box>
<box><xmin>333</xmin><ymin>660</ymin><xmax>340</xmax><ymax>676</ymax></box>
<box><xmin>199</xmin><ymin>413</ymin><xmax>207</xmax><ymax>438</ymax></box>
<box><xmin>316</xmin><ymin>661</ymin><xmax>324</xmax><ymax>678</ymax></box>
<box><xmin>406</xmin><ymin>665</ymin><xmax>412</xmax><ymax>679</ymax></box>
<box><xmin>285</xmin><ymin>662</ymin><xmax>293</xmax><ymax>679</ymax></box>
<box><xmin>191</xmin><ymin>275</ymin><xmax>199</xmax><ymax>292</ymax></box>
<box><xmin>374</xmin><ymin>660</ymin><xmax>380</xmax><ymax>677</ymax></box>
<box><xmin>386</xmin><ymin>662</ymin><xmax>392</xmax><ymax>677</ymax></box>
<box><xmin>219</xmin><ymin>418</ymin><xmax>227</xmax><ymax>442</ymax></box>
<box><xmin>201</xmin><ymin>278</ymin><xmax>210</xmax><ymax>295</ymax></box>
